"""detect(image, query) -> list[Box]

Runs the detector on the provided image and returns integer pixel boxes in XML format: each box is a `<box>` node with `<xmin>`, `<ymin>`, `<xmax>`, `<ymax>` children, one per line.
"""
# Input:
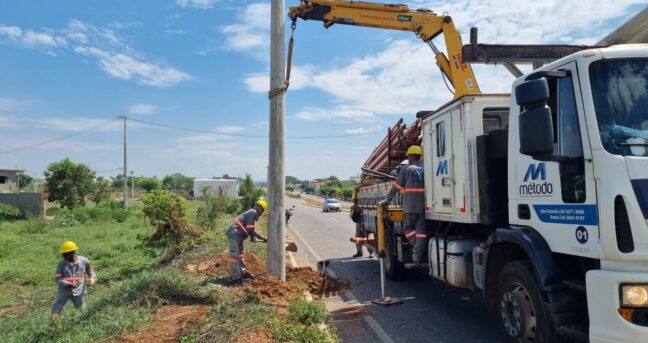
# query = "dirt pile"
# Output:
<box><xmin>184</xmin><ymin>251</ymin><xmax>267</xmax><ymax>276</ymax></box>
<box><xmin>184</xmin><ymin>251</ymin><xmax>348</xmax><ymax>302</ymax></box>
<box><xmin>288</xmin><ymin>267</ymin><xmax>349</xmax><ymax>298</ymax></box>
<box><xmin>113</xmin><ymin>305</ymin><xmax>209</xmax><ymax>343</ymax></box>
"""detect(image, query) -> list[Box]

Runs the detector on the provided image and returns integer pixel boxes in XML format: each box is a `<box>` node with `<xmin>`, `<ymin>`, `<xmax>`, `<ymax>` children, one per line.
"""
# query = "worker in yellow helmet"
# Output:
<box><xmin>50</xmin><ymin>241</ymin><xmax>97</xmax><ymax>317</ymax></box>
<box><xmin>223</xmin><ymin>199</ymin><xmax>268</xmax><ymax>286</ymax></box>
<box><xmin>350</xmin><ymin>189</ymin><xmax>373</xmax><ymax>258</ymax></box>
<box><xmin>381</xmin><ymin>145</ymin><xmax>426</xmax><ymax>266</ymax></box>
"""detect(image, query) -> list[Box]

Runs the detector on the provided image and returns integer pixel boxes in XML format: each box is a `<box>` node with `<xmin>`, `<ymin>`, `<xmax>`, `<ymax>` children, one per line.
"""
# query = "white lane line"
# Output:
<box><xmin>288</xmin><ymin>225</ymin><xmax>395</xmax><ymax>343</ymax></box>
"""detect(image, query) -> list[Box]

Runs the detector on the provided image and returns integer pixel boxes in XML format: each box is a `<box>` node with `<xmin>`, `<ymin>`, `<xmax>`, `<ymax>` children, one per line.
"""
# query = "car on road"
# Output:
<box><xmin>322</xmin><ymin>198</ymin><xmax>341</xmax><ymax>212</ymax></box>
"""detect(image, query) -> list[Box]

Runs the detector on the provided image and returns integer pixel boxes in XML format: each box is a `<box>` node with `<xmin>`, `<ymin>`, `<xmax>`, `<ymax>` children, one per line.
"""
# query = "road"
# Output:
<box><xmin>286</xmin><ymin>198</ymin><xmax>506</xmax><ymax>343</ymax></box>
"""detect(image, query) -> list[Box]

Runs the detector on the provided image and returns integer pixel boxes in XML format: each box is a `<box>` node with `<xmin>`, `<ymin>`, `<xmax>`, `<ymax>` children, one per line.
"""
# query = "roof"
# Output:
<box><xmin>0</xmin><ymin>169</ymin><xmax>25</xmax><ymax>173</ymax></box>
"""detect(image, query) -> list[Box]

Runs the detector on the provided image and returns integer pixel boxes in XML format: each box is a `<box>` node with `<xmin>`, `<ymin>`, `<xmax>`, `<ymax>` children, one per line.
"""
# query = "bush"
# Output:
<box><xmin>142</xmin><ymin>190</ymin><xmax>190</xmax><ymax>247</ymax></box>
<box><xmin>54</xmin><ymin>202</ymin><xmax>131</xmax><ymax>226</ymax></box>
<box><xmin>21</xmin><ymin>215</ymin><xmax>49</xmax><ymax>234</ymax></box>
<box><xmin>0</xmin><ymin>203</ymin><xmax>22</xmax><ymax>221</ymax></box>
<box><xmin>288</xmin><ymin>298</ymin><xmax>327</xmax><ymax>326</ymax></box>
<box><xmin>196</xmin><ymin>187</ymin><xmax>240</xmax><ymax>230</ymax></box>
<box><xmin>55</xmin><ymin>209</ymin><xmax>78</xmax><ymax>227</ymax></box>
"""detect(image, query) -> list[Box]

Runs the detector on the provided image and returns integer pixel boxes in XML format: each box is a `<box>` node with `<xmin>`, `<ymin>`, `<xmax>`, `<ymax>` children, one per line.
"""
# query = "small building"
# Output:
<box><xmin>0</xmin><ymin>169</ymin><xmax>24</xmax><ymax>193</ymax></box>
<box><xmin>193</xmin><ymin>179</ymin><xmax>239</xmax><ymax>198</ymax></box>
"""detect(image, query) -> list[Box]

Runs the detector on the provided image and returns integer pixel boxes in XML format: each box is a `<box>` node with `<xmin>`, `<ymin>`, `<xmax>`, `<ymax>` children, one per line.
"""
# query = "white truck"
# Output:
<box><xmin>357</xmin><ymin>44</ymin><xmax>648</xmax><ymax>342</ymax></box>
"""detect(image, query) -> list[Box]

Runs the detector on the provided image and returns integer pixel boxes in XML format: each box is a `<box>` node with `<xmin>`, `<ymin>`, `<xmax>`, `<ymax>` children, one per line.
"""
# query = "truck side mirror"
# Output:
<box><xmin>516</xmin><ymin>78</ymin><xmax>554</xmax><ymax>157</ymax></box>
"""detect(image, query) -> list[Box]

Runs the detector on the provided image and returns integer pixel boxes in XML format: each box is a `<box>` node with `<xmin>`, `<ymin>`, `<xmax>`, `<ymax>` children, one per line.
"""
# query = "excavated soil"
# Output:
<box><xmin>113</xmin><ymin>305</ymin><xmax>209</xmax><ymax>343</ymax></box>
<box><xmin>184</xmin><ymin>251</ymin><xmax>348</xmax><ymax>302</ymax></box>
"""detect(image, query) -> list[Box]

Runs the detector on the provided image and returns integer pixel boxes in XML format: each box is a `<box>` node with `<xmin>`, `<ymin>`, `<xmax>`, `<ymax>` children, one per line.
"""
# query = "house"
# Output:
<box><xmin>0</xmin><ymin>169</ymin><xmax>24</xmax><ymax>193</ymax></box>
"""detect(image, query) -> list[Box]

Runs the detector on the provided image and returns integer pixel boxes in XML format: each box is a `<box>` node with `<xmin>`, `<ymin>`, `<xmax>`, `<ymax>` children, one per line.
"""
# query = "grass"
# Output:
<box><xmin>0</xmin><ymin>199</ymin><xmax>339</xmax><ymax>343</ymax></box>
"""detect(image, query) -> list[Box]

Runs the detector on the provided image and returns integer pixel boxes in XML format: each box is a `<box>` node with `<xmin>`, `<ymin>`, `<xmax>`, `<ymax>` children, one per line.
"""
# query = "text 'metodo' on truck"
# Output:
<box><xmin>290</xmin><ymin>1</ymin><xmax>648</xmax><ymax>342</ymax></box>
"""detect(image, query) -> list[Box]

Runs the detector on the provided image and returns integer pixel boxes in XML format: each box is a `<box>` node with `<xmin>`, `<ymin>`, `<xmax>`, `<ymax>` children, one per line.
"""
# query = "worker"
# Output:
<box><xmin>224</xmin><ymin>200</ymin><xmax>268</xmax><ymax>286</ymax></box>
<box><xmin>50</xmin><ymin>241</ymin><xmax>97</xmax><ymax>318</ymax></box>
<box><xmin>350</xmin><ymin>191</ymin><xmax>373</xmax><ymax>258</ymax></box>
<box><xmin>381</xmin><ymin>145</ymin><xmax>426</xmax><ymax>265</ymax></box>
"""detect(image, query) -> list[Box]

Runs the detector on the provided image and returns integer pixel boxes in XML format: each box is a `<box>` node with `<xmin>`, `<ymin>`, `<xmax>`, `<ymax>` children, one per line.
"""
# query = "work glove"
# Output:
<box><xmin>88</xmin><ymin>277</ymin><xmax>97</xmax><ymax>286</ymax></box>
<box><xmin>66</xmin><ymin>281</ymin><xmax>75</xmax><ymax>288</ymax></box>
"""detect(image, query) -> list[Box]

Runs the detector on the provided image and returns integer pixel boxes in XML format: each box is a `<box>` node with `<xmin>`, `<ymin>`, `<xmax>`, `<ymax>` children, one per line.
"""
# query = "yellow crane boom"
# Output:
<box><xmin>289</xmin><ymin>0</ymin><xmax>481</xmax><ymax>99</ymax></box>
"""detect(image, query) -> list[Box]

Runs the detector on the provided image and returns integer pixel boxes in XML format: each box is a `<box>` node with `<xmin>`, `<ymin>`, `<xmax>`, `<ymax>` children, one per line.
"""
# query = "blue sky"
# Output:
<box><xmin>1</xmin><ymin>0</ymin><xmax>645</xmax><ymax>181</ymax></box>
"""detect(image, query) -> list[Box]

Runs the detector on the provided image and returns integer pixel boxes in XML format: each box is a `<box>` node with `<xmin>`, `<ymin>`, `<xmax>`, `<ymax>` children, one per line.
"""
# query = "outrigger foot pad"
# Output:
<box><xmin>371</xmin><ymin>297</ymin><xmax>403</xmax><ymax>306</ymax></box>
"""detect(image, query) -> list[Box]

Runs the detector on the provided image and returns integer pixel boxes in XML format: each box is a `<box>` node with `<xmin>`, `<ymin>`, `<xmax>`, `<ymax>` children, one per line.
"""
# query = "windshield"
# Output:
<box><xmin>590</xmin><ymin>58</ymin><xmax>648</xmax><ymax>157</ymax></box>
<box><xmin>326</xmin><ymin>199</ymin><xmax>340</xmax><ymax>203</ymax></box>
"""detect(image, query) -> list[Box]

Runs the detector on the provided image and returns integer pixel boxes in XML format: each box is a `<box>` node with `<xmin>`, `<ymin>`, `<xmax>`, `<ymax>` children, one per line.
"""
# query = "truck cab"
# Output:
<box><xmin>510</xmin><ymin>44</ymin><xmax>648</xmax><ymax>342</ymax></box>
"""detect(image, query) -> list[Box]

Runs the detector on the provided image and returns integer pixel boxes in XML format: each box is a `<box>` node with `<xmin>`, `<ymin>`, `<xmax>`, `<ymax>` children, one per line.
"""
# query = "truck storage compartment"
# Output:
<box><xmin>428</xmin><ymin>236</ymin><xmax>481</xmax><ymax>290</ymax></box>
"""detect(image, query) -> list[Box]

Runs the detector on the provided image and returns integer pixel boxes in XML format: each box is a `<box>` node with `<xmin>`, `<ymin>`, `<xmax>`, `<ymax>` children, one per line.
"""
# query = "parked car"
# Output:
<box><xmin>322</xmin><ymin>198</ymin><xmax>341</xmax><ymax>212</ymax></box>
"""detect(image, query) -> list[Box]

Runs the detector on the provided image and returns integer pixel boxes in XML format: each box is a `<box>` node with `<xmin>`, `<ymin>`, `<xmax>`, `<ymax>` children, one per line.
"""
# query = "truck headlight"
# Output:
<box><xmin>621</xmin><ymin>284</ymin><xmax>648</xmax><ymax>307</ymax></box>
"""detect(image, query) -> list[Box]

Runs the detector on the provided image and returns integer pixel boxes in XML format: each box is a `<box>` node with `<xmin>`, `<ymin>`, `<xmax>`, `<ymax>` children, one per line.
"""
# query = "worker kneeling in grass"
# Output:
<box><xmin>50</xmin><ymin>241</ymin><xmax>97</xmax><ymax>318</ymax></box>
<box><xmin>224</xmin><ymin>200</ymin><xmax>268</xmax><ymax>286</ymax></box>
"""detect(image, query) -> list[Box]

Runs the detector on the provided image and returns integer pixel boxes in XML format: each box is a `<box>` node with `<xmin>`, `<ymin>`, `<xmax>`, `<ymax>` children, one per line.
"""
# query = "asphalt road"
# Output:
<box><xmin>286</xmin><ymin>198</ymin><xmax>506</xmax><ymax>343</ymax></box>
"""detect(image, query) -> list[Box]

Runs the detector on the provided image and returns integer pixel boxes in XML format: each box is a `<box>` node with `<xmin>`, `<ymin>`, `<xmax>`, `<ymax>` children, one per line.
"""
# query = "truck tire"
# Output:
<box><xmin>496</xmin><ymin>261</ymin><xmax>554</xmax><ymax>343</ymax></box>
<box><xmin>383</xmin><ymin>226</ymin><xmax>406</xmax><ymax>280</ymax></box>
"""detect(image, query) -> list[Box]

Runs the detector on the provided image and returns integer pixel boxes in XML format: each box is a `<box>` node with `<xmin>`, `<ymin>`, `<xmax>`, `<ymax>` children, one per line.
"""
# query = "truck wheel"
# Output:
<box><xmin>496</xmin><ymin>261</ymin><xmax>553</xmax><ymax>343</ymax></box>
<box><xmin>383</xmin><ymin>226</ymin><xmax>406</xmax><ymax>280</ymax></box>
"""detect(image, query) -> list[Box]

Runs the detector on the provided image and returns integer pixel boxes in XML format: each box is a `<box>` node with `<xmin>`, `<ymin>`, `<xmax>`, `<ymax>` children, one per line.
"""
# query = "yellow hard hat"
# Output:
<box><xmin>406</xmin><ymin>145</ymin><xmax>422</xmax><ymax>156</ymax></box>
<box><xmin>61</xmin><ymin>241</ymin><xmax>78</xmax><ymax>254</ymax></box>
<box><xmin>255</xmin><ymin>199</ymin><xmax>268</xmax><ymax>212</ymax></box>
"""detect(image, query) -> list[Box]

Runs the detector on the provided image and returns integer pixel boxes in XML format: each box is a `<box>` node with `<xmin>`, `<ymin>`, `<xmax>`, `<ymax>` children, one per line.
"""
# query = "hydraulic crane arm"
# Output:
<box><xmin>289</xmin><ymin>0</ymin><xmax>480</xmax><ymax>99</ymax></box>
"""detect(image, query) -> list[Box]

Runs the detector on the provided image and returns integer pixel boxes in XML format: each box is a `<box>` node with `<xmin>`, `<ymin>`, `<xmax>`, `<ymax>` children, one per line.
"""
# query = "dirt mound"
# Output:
<box><xmin>113</xmin><ymin>305</ymin><xmax>208</xmax><ymax>343</ymax></box>
<box><xmin>184</xmin><ymin>251</ymin><xmax>267</xmax><ymax>276</ymax></box>
<box><xmin>288</xmin><ymin>267</ymin><xmax>349</xmax><ymax>298</ymax></box>
<box><xmin>249</xmin><ymin>274</ymin><xmax>302</xmax><ymax>301</ymax></box>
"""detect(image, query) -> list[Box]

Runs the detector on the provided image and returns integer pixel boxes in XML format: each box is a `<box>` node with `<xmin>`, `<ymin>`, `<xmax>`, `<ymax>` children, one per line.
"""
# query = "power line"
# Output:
<box><xmin>0</xmin><ymin>117</ymin><xmax>118</xmax><ymax>156</ymax></box>
<box><xmin>123</xmin><ymin>116</ymin><xmax>383</xmax><ymax>139</ymax></box>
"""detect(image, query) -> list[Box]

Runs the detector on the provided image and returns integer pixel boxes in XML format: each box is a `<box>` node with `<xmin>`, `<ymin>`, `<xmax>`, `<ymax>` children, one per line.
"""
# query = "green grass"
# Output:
<box><xmin>0</xmin><ymin>200</ymin><xmax>338</xmax><ymax>343</ymax></box>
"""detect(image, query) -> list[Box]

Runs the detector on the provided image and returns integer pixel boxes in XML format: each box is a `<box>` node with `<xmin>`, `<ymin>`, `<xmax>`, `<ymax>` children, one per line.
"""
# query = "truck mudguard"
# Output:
<box><xmin>484</xmin><ymin>227</ymin><xmax>561</xmax><ymax>292</ymax></box>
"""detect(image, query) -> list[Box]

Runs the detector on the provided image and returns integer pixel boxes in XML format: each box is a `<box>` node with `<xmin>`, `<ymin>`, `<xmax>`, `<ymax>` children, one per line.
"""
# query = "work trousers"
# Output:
<box><xmin>51</xmin><ymin>289</ymin><xmax>85</xmax><ymax>314</ymax></box>
<box><xmin>225</xmin><ymin>226</ymin><xmax>248</xmax><ymax>280</ymax></box>
<box><xmin>403</xmin><ymin>213</ymin><xmax>427</xmax><ymax>263</ymax></box>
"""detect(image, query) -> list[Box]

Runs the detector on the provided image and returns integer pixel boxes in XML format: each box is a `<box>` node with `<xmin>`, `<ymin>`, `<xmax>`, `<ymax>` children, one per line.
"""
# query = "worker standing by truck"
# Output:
<box><xmin>351</xmin><ymin>191</ymin><xmax>373</xmax><ymax>258</ymax></box>
<box><xmin>382</xmin><ymin>145</ymin><xmax>426</xmax><ymax>265</ymax></box>
<box><xmin>50</xmin><ymin>241</ymin><xmax>96</xmax><ymax>318</ymax></box>
<box><xmin>224</xmin><ymin>200</ymin><xmax>268</xmax><ymax>286</ymax></box>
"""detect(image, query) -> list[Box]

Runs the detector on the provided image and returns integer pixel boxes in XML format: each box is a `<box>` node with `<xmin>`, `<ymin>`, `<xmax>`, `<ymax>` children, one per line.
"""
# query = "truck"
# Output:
<box><xmin>290</xmin><ymin>1</ymin><xmax>648</xmax><ymax>342</ymax></box>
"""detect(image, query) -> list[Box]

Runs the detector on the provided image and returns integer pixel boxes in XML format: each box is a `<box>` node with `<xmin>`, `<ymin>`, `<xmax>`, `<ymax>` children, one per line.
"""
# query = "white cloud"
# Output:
<box><xmin>0</xmin><ymin>97</ymin><xmax>20</xmax><ymax>112</ymax></box>
<box><xmin>0</xmin><ymin>20</ymin><xmax>193</xmax><ymax>87</ymax></box>
<box><xmin>345</xmin><ymin>128</ymin><xmax>372</xmax><ymax>134</ymax></box>
<box><xmin>0</xmin><ymin>25</ymin><xmax>22</xmax><ymax>39</ymax></box>
<box><xmin>294</xmin><ymin>107</ymin><xmax>375</xmax><ymax>121</ymax></box>
<box><xmin>0</xmin><ymin>115</ymin><xmax>17</xmax><ymax>128</ymax></box>
<box><xmin>127</xmin><ymin>103</ymin><xmax>157</xmax><ymax>115</ymax></box>
<box><xmin>35</xmin><ymin>116</ymin><xmax>121</xmax><ymax>132</ymax></box>
<box><xmin>221</xmin><ymin>3</ymin><xmax>270</xmax><ymax>52</ymax></box>
<box><xmin>215</xmin><ymin>126</ymin><xmax>244</xmax><ymax>134</ymax></box>
<box><xmin>74</xmin><ymin>46</ymin><xmax>193</xmax><ymax>87</ymax></box>
<box><xmin>176</xmin><ymin>0</ymin><xmax>218</xmax><ymax>9</ymax></box>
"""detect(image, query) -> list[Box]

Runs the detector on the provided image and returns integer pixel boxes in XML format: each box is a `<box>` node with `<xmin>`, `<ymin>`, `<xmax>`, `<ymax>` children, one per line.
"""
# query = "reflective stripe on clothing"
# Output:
<box><xmin>404</xmin><ymin>188</ymin><xmax>424</xmax><ymax>193</ymax></box>
<box><xmin>233</xmin><ymin>218</ymin><xmax>249</xmax><ymax>236</ymax></box>
<box><xmin>405</xmin><ymin>231</ymin><xmax>416</xmax><ymax>238</ymax></box>
<box><xmin>415</xmin><ymin>234</ymin><xmax>427</xmax><ymax>238</ymax></box>
<box><xmin>64</xmin><ymin>276</ymin><xmax>85</xmax><ymax>281</ymax></box>
<box><xmin>392</xmin><ymin>181</ymin><xmax>403</xmax><ymax>190</ymax></box>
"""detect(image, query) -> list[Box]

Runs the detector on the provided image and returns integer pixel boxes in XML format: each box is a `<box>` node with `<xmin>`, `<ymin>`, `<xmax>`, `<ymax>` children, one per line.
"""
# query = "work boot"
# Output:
<box><xmin>368</xmin><ymin>252</ymin><xmax>374</xmax><ymax>258</ymax></box>
<box><xmin>352</xmin><ymin>252</ymin><xmax>363</xmax><ymax>258</ymax></box>
<box><xmin>242</xmin><ymin>270</ymin><xmax>255</xmax><ymax>279</ymax></box>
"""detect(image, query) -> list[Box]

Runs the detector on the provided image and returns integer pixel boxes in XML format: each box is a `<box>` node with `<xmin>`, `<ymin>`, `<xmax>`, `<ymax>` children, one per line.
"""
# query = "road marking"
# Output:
<box><xmin>287</xmin><ymin>224</ymin><xmax>395</xmax><ymax>343</ymax></box>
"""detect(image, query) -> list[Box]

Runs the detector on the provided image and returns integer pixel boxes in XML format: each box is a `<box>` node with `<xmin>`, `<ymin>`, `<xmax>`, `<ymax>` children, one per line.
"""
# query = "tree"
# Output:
<box><xmin>17</xmin><ymin>173</ymin><xmax>33</xmax><ymax>188</ymax></box>
<box><xmin>162</xmin><ymin>173</ymin><xmax>195</xmax><ymax>195</ymax></box>
<box><xmin>138</xmin><ymin>177</ymin><xmax>162</xmax><ymax>192</ymax></box>
<box><xmin>90</xmin><ymin>179</ymin><xmax>112</xmax><ymax>204</ymax></box>
<box><xmin>286</xmin><ymin>175</ymin><xmax>299</xmax><ymax>184</ymax></box>
<box><xmin>44</xmin><ymin>158</ymin><xmax>96</xmax><ymax>209</ymax></box>
<box><xmin>239</xmin><ymin>174</ymin><xmax>265</xmax><ymax>209</ymax></box>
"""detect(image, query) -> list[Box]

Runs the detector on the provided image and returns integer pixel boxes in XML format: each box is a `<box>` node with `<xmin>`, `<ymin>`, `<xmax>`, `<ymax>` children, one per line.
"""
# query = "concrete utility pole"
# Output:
<box><xmin>267</xmin><ymin>0</ymin><xmax>286</xmax><ymax>281</ymax></box>
<box><xmin>130</xmin><ymin>170</ymin><xmax>134</xmax><ymax>199</ymax></box>
<box><xmin>120</xmin><ymin>116</ymin><xmax>128</xmax><ymax>208</ymax></box>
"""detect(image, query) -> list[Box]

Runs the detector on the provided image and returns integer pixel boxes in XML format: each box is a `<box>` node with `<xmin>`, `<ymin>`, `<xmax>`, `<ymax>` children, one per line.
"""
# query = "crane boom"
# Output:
<box><xmin>289</xmin><ymin>0</ymin><xmax>481</xmax><ymax>99</ymax></box>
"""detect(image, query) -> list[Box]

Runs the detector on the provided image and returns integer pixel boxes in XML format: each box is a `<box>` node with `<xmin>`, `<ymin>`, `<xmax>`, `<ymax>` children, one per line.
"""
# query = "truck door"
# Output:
<box><xmin>431</xmin><ymin>111</ymin><xmax>454</xmax><ymax>214</ymax></box>
<box><xmin>514</xmin><ymin>62</ymin><xmax>600</xmax><ymax>259</ymax></box>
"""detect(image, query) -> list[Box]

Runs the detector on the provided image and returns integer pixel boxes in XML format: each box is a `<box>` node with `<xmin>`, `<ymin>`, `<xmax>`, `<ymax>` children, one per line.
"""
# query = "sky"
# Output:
<box><xmin>0</xmin><ymin>0</ymin><xmax>646</xmax><ymax>181</ymax></box>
